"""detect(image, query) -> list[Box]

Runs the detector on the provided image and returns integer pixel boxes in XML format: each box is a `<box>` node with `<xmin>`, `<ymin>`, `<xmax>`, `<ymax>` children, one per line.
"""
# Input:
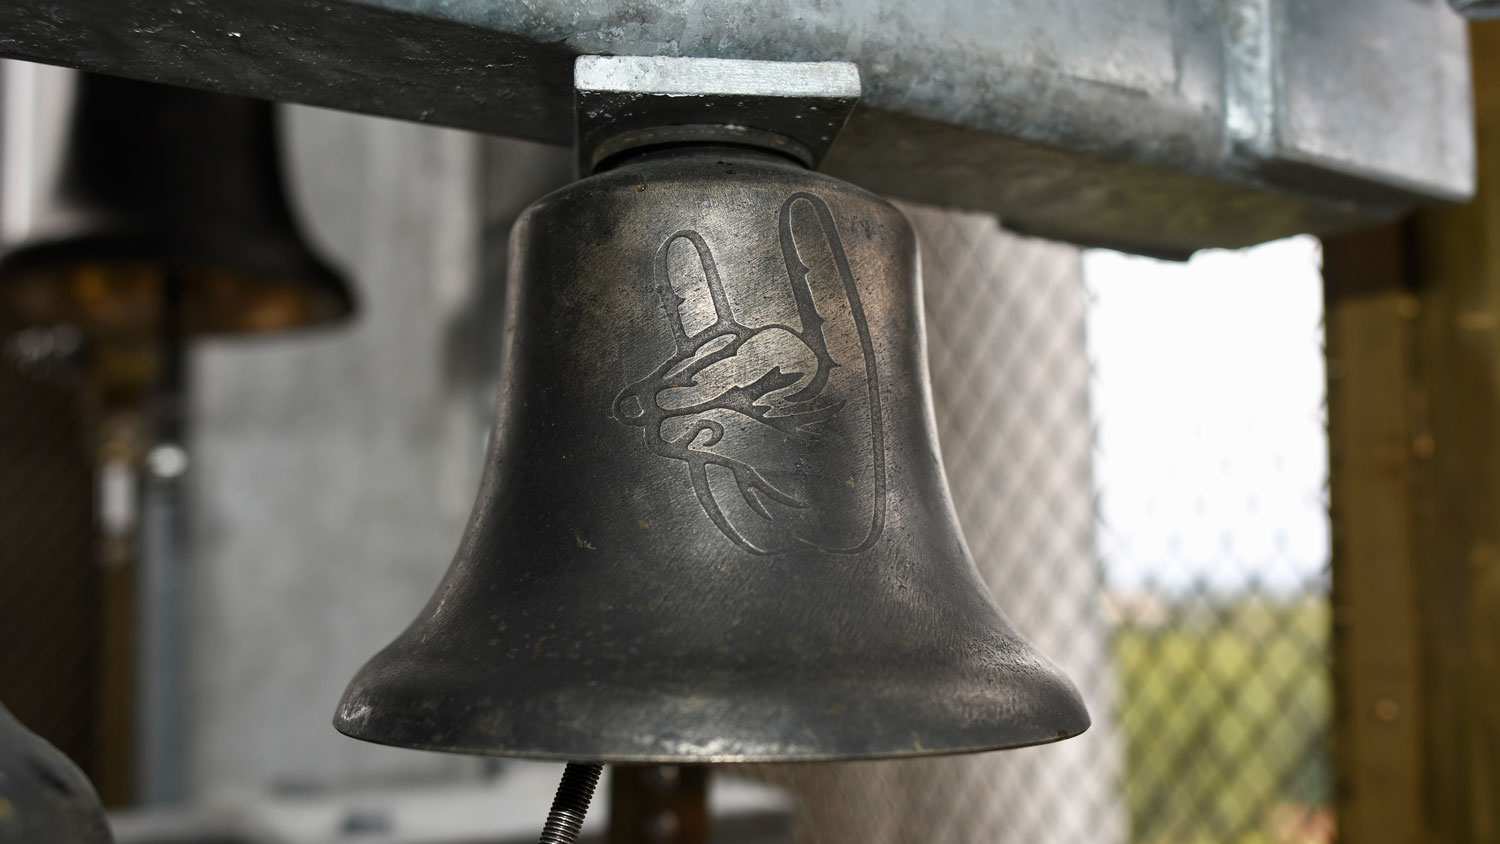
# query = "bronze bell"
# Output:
<box><xmin>0</xmin><ymin>702</ymin><xmax>112</xmax><ymax>844</ymax></box>
<box><xmin>0</xmin><ymin>72</ymin><xmax>353</xmax><ymax>339</ymax></box>
<box><xmin>336</xmin><ymin>57</ymin><xmax>1088</xmax><ymax>764</ymax></box>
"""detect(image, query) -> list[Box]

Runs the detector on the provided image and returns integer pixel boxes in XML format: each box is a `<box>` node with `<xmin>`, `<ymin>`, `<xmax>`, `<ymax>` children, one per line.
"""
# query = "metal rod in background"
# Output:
<box><xmin>136</xmin><ymin>270</ymin><xmax>191</xmax><ymax>805</ymax></box>
<box><xmin>538</xmin><ymin>762</ymin><xmax>604</xmax><ymax>844</ymax></box>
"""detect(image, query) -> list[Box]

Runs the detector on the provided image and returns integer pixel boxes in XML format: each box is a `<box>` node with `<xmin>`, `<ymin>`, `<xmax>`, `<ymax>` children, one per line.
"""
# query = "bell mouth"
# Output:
<box><xmin>333</xmin><ymin>639</ymin><xmax>1090</xmax><ymax>765</ymax></box>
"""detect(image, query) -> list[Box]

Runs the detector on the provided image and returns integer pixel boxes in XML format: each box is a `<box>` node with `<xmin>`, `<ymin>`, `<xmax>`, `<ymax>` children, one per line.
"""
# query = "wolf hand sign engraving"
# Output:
<box><xmin>614</xmin><ymin>192</ymin><xmax>887</xmax><ymax>555</ymax></box>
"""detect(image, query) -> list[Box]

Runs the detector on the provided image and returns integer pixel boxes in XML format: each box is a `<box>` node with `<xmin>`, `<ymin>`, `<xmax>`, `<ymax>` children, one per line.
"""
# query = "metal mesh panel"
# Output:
<box><xmin>760</xmin><ymin>207</ymin><xmax>1331</xmax><ymax>844</ymax></box>
<box><xmin>1089</xmin><ymin>240</ymin><xmax>1332</xmax><ymax>844</ymax></box>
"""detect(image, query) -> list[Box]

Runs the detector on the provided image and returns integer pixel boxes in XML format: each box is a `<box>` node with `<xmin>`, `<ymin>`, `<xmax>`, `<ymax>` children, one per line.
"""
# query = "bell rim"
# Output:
<box><xmin>330</xmin><ymin>642</ymin><xmax>1092</xmax><ymax>764</ymax></box>
<box><xmin>329</xmin><ymin>719</ymin><xmax>1091</xmax><ymax>765</ymax></box>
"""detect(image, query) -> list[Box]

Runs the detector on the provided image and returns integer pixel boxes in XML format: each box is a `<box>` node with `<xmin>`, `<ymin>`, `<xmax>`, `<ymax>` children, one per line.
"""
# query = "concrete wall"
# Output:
<box><xmin>187</xmin><ymin>105</ymin><xmax>572</xmax><ymax>798</ymax></box>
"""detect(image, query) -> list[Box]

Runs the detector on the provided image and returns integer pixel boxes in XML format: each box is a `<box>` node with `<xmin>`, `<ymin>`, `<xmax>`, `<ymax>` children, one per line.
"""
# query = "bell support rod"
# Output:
<box><xmin>536</xmin><ymin>763</ymin><xmax>604</xmax><ymax>844</ymax></box>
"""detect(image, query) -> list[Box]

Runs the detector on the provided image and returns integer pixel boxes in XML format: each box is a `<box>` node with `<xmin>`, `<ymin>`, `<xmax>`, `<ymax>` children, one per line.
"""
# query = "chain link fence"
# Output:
<box><xmin>1089</xmin><ymin>238</ymin><xmax>1331</xmax><ymax>844</ymax></box>
<box><xmin>764</xmin><ymin>214</ymin><xmax>1331</xmax><ymax>844</ymax></box>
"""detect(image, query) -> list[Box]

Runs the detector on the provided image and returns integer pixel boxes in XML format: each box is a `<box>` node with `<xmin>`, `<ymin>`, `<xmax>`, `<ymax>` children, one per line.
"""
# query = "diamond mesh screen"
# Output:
<box><xmin>761</xmin><ymin>206</ymin><xmax>1332</xmax><ymax>844</ymax></box>
<box><xmin>1089</xmin><ymin>239</ymin><xmax>1332</xmax><ymax>844</ymax></box>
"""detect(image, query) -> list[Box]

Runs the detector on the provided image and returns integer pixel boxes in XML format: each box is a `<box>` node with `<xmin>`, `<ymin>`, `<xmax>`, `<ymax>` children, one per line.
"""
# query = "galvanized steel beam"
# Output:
<box><xmin>0</xmin><ymin>0</ymin><xmax>1475</xmax><ymax>256</ymax></box>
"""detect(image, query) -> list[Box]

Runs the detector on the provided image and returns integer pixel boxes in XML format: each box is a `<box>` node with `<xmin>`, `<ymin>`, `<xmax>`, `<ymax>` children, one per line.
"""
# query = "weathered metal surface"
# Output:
<box><xmin>0</xmin><ymin>702</ymin><xmax>114</xmax><ymax>844</ymax></box>
<box><xmin>1274</xmin><ymin>0</ymin><xmax>1473</xmax><ymax>202</ymax></box>
<box><xmin>0</xmin><ymin>0</ymin><xmax>1473</xmax><ymax>255</ymax></box>
<box><xmin>334</xmin><ymin>144</ymin><xmax>1089</xmax><ymax>761</ymax></box>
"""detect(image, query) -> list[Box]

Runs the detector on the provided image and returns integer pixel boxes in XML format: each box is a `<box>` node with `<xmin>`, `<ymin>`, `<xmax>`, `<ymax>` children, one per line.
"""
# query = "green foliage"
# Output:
<box><xmin>1114</xmin><ymin>593</ymin><xmax>1332</xmax><ymax>844</ymax></box>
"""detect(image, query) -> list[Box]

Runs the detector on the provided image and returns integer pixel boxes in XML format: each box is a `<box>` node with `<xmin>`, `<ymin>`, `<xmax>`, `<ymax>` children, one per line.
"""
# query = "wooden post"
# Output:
<box><xmin>1326</xmin><ymin>22</ymin><xmax>1500</xmax><ymax>843</ymax></box>
<box><xmin>608</xmin><ymin>765</ymin><xmax>711</xmax><ymax>844</ymax></box>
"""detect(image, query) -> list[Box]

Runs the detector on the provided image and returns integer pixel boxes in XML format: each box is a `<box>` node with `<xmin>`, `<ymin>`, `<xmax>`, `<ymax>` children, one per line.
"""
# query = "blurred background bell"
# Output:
<box><xmin>0</xmin><ymin>71</ymin><xmax>352</xmax><ymax>345</ymax></box>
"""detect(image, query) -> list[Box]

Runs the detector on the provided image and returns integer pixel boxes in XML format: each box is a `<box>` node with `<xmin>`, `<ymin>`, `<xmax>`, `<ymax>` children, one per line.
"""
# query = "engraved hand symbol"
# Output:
<box><xmin>614</xmin><ymin>193</ymin><xmax>886</xmax><ymax>555</ymax></box>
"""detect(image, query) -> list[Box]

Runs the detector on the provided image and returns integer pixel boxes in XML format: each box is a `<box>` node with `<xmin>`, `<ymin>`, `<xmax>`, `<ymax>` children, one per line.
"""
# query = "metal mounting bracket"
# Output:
<box><xmin>575</xmin><ymin>56</ymin><xmax>860</xmax><ymax>174</ymax></box>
